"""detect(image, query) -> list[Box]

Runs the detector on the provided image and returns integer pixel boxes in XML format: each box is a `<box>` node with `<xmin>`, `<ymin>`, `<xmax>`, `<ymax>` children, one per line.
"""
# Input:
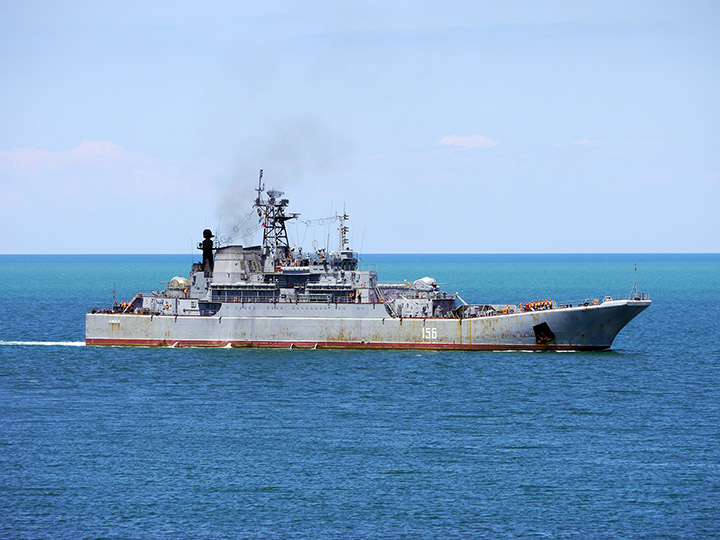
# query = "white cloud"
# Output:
<box><xmin>439</xmin><ymin>134</ymin><xmax>499</xmax><ymax>150</ymax></box>
<box><xmin>0</xmin><ymin>140</ymin><xmax>148</xmax><ymax>172</ymax></box>
<box><xmin>571</xmin><ymin>139</ymin><xmax>603</xmax><ymax>145</ymax></box>
<box><xmin>554</xmin><ymin>139</ymin><xmax>604</xmax><ymax>147</ymax></box>
<box><xmin>0</xmin><ymin>141</ymin><xmax>222</xmax><ymax>253</ymax></box>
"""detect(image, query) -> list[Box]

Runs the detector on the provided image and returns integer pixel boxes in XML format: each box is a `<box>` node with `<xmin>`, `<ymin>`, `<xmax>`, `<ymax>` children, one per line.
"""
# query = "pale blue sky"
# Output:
<box><xmin>1</xmin><ymin>1</ymin><xmax>718</xmax><ymax>253</ymax></box>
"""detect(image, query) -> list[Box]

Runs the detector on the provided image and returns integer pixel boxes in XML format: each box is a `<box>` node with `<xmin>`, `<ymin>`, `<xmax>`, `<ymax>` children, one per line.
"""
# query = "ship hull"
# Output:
<box><xmin>86</xmin><ymin>299</ymin><xmax>650</xmax><ymax>351</ymax></box>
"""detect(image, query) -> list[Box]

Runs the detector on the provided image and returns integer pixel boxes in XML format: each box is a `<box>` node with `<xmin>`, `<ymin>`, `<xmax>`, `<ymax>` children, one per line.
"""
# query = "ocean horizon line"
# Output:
<box><xmin>2</xmin><ymin>252</ymin><xmax>719</xmax><ymax>257</ymax></box>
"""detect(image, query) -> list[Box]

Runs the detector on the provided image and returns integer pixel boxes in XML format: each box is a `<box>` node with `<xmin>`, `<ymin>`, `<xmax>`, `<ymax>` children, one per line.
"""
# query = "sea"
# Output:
<box><xmin>1</xmin><ymin>253</ymin><xmax>718</xmax><ymax>539</ymax></box>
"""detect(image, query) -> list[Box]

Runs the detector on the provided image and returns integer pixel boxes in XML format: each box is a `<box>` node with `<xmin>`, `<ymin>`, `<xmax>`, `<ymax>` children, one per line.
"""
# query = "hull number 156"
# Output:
<box><xmin>423</xmin><ymin>328</ymin><xmax>437</xmax><ymax>340</ymax></box>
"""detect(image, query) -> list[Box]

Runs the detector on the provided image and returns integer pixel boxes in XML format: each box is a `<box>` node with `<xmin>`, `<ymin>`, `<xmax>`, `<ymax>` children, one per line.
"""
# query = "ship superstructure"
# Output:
<box><xmin>86</xmin><ymin>172</ymin><xmax>651</xmax><ymax>350</ymax></box>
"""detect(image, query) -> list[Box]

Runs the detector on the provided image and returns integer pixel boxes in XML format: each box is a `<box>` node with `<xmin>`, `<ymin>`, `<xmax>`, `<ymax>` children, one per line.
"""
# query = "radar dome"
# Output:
<box><xmin>168</xmin><ymin>276</ymin><xmax>191</xmax><ymax>290</ymax></box>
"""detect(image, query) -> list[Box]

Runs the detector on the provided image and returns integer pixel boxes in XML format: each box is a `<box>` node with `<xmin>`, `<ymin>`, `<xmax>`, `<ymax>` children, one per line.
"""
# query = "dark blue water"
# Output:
<box><xmin>1</xmin><ymin>254</ymin><xmax>719</xmax><ymax>539</ymax></box>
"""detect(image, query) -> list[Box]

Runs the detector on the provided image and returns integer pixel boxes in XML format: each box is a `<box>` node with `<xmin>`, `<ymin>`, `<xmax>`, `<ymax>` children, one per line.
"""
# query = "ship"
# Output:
<box><xmin>86</xmin><ymin>171</ymin><xmax>651</xmax><ymax>350</ymax></box>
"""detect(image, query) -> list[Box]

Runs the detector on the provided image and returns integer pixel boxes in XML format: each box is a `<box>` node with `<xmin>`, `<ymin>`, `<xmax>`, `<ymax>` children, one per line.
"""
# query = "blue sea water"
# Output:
<box><xmin>1</xmin><ymin>254</ymin><xmax>719</xmax><ymax>539</ymax></box>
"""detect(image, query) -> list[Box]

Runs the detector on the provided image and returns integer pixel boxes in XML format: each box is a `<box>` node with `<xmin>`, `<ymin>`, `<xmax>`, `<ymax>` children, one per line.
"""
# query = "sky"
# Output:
<box><xmin>1</xmin><ymin>1</ymin><xmax>719</xmax><ymax>254</ymax></box>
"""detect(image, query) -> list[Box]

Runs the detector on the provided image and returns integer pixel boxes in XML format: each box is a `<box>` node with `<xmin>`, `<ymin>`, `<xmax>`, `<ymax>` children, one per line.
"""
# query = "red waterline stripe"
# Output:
<box><xmin>86</xmin><ymin>337</ymin><xmax>607</xmax><ymax>351</ymax></box>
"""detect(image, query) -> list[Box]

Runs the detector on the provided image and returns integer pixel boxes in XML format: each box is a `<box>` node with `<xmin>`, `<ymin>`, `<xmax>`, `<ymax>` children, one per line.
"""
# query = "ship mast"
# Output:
<box><xmin>253</xmin><ymin>169</ymin><xmax>298</xmax><ymax>263</ymax></box>
<box><xmin>337</xmin><ymin>208</ymin><xmax>350</xmax><ymax>251</ymax></box>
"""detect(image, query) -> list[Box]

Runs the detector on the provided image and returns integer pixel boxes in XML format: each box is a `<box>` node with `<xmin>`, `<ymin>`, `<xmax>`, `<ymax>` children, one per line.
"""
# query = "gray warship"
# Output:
<box><xmin>86</xmin><ymin>172</ymin><xmax>651</xmax><ymax>350</ymax></box>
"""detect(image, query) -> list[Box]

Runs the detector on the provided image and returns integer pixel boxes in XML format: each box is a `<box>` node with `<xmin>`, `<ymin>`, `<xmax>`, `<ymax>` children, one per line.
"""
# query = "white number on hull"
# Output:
<box><xmin>422</xmin><ymin>327</ymin><xmax>437</xmax><ymax>340</ymax></box>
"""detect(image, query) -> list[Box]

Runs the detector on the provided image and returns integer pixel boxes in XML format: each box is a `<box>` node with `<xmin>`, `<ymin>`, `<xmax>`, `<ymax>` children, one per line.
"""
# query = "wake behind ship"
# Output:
<box><xmin>86</xmin><ymin>172</ymin><xmax>651</xmax><ymax>350</ymax></box>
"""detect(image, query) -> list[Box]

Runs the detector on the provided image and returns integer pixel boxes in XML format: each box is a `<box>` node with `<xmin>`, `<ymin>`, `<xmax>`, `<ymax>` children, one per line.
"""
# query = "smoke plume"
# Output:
<box><xmin>215</xmin><ymin>116</ymin><xmax>346</xmax><ymax>246</ymax></box>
